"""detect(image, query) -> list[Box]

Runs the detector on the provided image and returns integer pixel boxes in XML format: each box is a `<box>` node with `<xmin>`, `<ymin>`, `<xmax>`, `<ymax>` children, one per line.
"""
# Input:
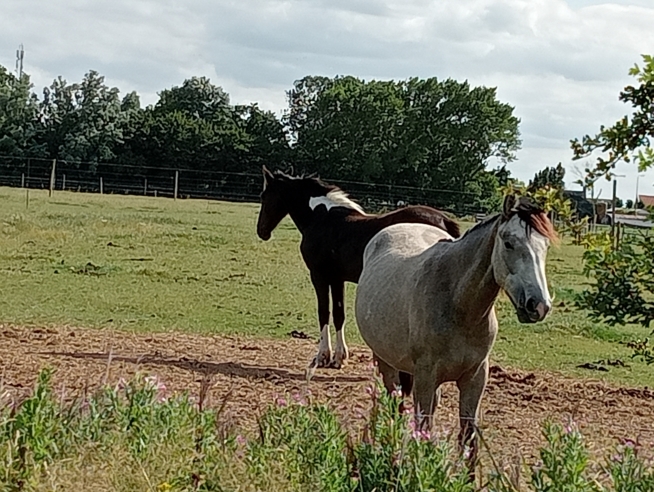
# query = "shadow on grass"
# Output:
<box><xmin>36</xmin><ymin>351</ymin><xmax>369</xmax><ymax>384</ymax></box>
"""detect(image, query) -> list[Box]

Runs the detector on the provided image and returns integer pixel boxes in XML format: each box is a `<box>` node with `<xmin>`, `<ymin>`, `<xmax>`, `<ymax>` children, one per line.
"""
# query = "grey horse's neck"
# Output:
<box><xmin>447</xmin><ymin>216</ymin><xmax>501</xmax><ymax>322</ymax></box>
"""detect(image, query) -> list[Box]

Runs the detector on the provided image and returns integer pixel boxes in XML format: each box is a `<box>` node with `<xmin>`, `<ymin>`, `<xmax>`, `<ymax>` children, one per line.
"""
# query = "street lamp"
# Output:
<box><xmin>635</xmin><ymin>173</ymin><xmax>645</xmax><ymax>209</ymax></box>
<box><xmin>611</xmin><ymin>174</ymin><xmax>626</xmax><ymax>236</ymax></box>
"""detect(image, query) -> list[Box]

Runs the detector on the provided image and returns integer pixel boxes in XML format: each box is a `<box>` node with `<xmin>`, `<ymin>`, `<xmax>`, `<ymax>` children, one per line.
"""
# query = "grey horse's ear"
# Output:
<box><xmin>262</xmin><ymin>165</ymin><xmax>274</xmax><ymax>185</ymax></box>
<box><xmin>502</xmin><ymin>194</ymin><xmax>518</xmax><ymax>220</ymax></box>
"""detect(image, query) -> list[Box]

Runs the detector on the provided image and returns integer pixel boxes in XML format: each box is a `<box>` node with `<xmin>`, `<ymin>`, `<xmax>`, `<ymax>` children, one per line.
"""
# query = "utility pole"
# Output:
<box><xmin>611</xmin><ymin>179</ymin><xmax>617</xmax><ymax>238</ymax></box>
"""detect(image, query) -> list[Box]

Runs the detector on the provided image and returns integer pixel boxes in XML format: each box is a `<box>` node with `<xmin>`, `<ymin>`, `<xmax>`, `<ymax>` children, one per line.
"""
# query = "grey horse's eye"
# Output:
<box><xmin>504</xmin><ymin>241</ymin><xmax>514</xmax><ymax>250</ymax></box>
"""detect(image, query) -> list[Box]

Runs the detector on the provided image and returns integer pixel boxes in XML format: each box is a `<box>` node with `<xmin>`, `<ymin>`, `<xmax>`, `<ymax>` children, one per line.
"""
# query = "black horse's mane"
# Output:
<box><xmin>271</xmin><ymin>169</ymin><xmax>339</xmax><ymax>196</ymax></box>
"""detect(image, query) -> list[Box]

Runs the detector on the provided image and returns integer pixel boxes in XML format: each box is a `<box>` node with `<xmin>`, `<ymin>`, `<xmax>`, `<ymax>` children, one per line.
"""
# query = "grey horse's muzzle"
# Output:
<box><xmin>514</xmin><ymin>294</ymin><xmax>551</xmax><ymax>324</ymax></box>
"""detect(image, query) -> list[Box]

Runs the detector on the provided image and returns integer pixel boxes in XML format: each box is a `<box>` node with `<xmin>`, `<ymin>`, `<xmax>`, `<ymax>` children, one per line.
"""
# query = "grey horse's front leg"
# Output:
<box><xmin>456</xmin><ymin>359</ymin><xmax>489</xmax><ymax>483</ymax></box>
<box><xmin>412</xmin><ymin>360</ymin><xmax>439</xmax><ymax>430</ymax></box>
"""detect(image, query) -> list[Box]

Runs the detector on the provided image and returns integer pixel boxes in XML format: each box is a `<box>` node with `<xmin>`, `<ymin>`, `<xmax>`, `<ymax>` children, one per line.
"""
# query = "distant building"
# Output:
<box><xmin>595</xmin><ymin>202</ymin><xmax>612</xmax><ymax>225</ymax></box>
<box><xmin>639</xmin><ymin>194</ymin><xmax>654</xmax><ymax>208</ymax></box>
<box><xmin>563</xmin><ymin>190</ymin><xmax>594</xmax><ymax>219</ymax></box>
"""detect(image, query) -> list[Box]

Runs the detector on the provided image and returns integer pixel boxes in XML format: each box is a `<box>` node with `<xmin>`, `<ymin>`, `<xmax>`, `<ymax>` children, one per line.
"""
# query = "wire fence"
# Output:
<box><xmin>0</xmin><ymin>155</ymin><xmax>486</xmax><ymax>216</ymax></box>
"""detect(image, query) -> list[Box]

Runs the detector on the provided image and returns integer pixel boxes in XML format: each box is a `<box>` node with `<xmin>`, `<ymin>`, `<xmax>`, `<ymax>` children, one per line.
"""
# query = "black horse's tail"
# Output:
<box><xmin>443</xmin><ymin>216</ymin><xmax>461</xmax><ymax>238</ymax></box>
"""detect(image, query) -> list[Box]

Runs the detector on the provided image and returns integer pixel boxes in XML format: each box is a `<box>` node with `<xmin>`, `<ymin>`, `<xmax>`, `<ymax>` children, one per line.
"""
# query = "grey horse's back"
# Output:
<box><xmin>362</xmin><ymin>223</ymin><xmax>451</xmax><ymax>267</ymax></box>
<box><xmin>357</xmin><ymin>223</ymin><xmax>453</xmax><ymax>371</ymax></box>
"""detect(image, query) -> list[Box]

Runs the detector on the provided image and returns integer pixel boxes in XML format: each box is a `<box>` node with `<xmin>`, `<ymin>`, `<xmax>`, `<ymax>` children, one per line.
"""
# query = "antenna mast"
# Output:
<box><xmin>15</xmin><ymin>44</ymin><xmax>24</xmax><ymax>79</ymax></box>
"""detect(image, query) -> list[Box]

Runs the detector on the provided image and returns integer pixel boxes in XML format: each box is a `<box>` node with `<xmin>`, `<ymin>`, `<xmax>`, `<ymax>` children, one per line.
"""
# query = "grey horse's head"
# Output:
<box><xmin>491</xmin><ymin>195</ymin><xmax>556</xmax><ymax>323</ymax></box>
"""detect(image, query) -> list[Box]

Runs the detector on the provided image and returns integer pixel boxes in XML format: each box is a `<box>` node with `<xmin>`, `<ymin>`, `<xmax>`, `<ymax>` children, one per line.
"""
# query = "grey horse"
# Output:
<box><xmin>354</xmin><ymin>195</ymin><xmax>556</xmax><ymax>475</ymax></box>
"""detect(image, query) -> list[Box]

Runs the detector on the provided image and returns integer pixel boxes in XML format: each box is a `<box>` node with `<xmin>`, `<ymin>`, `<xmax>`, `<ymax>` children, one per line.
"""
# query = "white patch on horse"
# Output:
<box><xmin>309</xmin><ymin>190</ymin><xmax>366</xmax><ymax>214</ymax></box>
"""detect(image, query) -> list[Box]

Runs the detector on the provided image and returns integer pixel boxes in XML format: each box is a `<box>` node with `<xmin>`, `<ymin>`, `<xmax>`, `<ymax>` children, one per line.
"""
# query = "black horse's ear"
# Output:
<box><xmin>502</xmin><ymin>194</ymin><xmax>517</xmax><ymax>220</ymax></box>
<box><xmin>262</xmin><ymin>165</ymin><xmax>274</xmax><ymax>185</ymax></box>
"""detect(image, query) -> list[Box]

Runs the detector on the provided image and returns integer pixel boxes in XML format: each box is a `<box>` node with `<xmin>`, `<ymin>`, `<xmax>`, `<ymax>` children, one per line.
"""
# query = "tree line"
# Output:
<box><xmin>0</xmin><ymin>65</ymin><xmax>522</xmax><ymax>211</ymax></box>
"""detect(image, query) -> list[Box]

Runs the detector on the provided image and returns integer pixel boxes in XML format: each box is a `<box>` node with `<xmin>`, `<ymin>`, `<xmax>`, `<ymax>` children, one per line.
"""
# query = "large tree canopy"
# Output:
<box><xmin>288</xmin><ymin>75</ymin><xmax>521</xmax><ymax>192</ymax></box>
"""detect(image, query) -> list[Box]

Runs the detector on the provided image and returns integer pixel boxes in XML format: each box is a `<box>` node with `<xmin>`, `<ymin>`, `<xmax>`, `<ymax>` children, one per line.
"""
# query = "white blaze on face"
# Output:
<box><xmin>527</xmin><ymin>231</ymin><xmax>550</xmax><ymax>305</ymax></box>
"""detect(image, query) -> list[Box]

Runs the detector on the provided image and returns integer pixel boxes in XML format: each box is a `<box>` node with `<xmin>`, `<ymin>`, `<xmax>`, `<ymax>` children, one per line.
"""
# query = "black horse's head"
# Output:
<box><xmin>257</xmin><ymin>166</ymin><xmax>292</xmax><ymax>240</ymax></box>
<box><xmin>256</xmin><ymin>166</ymin><xmax>333</xmax><ymax>240</ymax></box>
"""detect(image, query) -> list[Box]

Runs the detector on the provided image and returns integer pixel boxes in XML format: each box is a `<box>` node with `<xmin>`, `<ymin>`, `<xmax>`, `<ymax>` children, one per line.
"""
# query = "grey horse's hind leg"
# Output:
<box><xmin>373</xmin><ymin>354</ymin><xmax>400</xmax><ymax>393</ymax></box>
<box><xmin>373</xmin><ymin>355</ymin><xmax>414</xmax><ymax>413</ymax></box>
<box><xmin>398</xmin><ymin>371</ymin><xmax>413</xmax><ymax>397</ymax></box>
<box><xmin>456</xmin><ymin>359</ymin><xmax>489</xmax><ymax>483</ymax></box>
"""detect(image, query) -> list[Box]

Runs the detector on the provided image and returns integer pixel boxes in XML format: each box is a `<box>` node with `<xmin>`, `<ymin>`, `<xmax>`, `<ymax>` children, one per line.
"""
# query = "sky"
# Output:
<box><xmin>1</xmin><ymin>0</ymin><xmax>653</xmax><ymax>202</ymax></box>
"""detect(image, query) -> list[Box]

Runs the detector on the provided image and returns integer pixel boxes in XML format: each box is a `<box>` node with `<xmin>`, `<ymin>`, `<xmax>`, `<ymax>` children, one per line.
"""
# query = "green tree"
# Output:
<box><xmin>575</xmin><ymin>55</ymin><xmax>654</xmax><ymax>354</ymax></box>
<box><xmin>155</xmin><ymin>76</ymin><xmax>231</xmax><ymax>123</ymax></box>
<box><xmin>571</xmin><ymin>54</ymin><xmax>654</xmax><ymax>183</ymax></box>
<box><xmin>0</xmin><ymin>65</ymin><xmax>40</xmax><ymax>156</ymax></box>
<box><xmin>234</xmin><ymin>103</ymin><xmax>290</xmax><ymax>169</ymax></box>
<box><xmin>528</xmin><ymin>163</ymin><xmax>566</xmax><ymax>192</ymax></box>
<box><xmin>36</xmin><ymin>71</ymin><xmax>129</xmax><ymax>167</ymax></box>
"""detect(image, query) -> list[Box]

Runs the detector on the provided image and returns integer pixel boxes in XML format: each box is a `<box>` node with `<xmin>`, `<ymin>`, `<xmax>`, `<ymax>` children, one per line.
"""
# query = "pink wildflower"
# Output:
<box><xmin>622</xmin><ymin>438</ymin><xmax>637</xmax><ymax>449</ymax></box>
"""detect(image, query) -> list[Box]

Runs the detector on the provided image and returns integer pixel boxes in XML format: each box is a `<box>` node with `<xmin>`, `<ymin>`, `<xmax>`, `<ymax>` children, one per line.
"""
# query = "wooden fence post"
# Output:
<box><xmin>49</xmin><ymin>159</ymin><xmax>56</xmax><ymax>197</ymax></box>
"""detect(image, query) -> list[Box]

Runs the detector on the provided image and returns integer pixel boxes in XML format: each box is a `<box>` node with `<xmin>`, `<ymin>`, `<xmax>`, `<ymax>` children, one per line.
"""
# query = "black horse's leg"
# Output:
<box><xmin>399</xmin><ymin>372</ymin><xmax>414</xmax><ymax>398</ymax></box>
<box><xmin>330</xmin><ymin>279</ymin><xmax>348</xmax><ymax>369</ymax></box>
<box><xmin>309</xmin><ymin>271</ymin><xmax>332</xmax><ymax>369</ymax></box>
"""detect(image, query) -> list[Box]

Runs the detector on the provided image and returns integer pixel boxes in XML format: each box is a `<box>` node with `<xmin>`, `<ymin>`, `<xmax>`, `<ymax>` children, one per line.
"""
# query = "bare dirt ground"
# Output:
<box><xmin>1</xmin><ymin>323</ymin><xmax>653</xmax><ymax>467</ymax></box>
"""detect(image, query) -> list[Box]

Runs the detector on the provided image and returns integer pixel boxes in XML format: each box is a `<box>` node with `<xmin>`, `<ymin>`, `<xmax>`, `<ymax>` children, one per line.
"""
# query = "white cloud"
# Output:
<box><xmin>1</xmin><ymin>0</ymin><xmax>653</xmax><ymax>199</ymax></box>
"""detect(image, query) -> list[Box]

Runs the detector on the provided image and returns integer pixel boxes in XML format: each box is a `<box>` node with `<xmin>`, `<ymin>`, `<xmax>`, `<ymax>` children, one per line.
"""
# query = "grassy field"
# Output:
<box><xmin>0</xmin><ymin>186</ymin><xmax>652</xmax><ymax>387</ymax></box>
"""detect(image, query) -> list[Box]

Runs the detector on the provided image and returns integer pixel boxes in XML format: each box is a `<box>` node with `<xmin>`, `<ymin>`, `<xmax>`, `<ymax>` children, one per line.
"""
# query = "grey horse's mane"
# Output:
<box><xmin>462</xmin><ymin>200</ymin><xmax>557</xmax><ymax>242</ymax></box>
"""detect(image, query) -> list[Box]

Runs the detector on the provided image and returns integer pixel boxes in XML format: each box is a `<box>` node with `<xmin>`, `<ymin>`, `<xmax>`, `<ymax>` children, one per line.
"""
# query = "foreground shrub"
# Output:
<box><xmin>0</xmin><ymin>370</ymin><xmax>653</xmax><ymax>491</ymax></box>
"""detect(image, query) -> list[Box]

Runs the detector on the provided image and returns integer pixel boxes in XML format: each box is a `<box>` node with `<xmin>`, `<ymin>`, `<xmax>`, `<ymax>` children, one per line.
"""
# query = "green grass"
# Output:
<box><xmin>0</xmin><ymin>187</ymin><xmax>652</xmax><ymax>387</ymax></box>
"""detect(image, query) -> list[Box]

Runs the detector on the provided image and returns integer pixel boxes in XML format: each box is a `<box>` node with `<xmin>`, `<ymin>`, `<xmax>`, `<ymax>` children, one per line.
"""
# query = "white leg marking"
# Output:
<box><xmin>332</xmin><ymin>328</ymin><xmax>349</xmax><ymax>369</ymax></box>
<box><xmin>312</xmin><ymin>324</ymin><xmax>332</xmax><ymax>368</ymax></box>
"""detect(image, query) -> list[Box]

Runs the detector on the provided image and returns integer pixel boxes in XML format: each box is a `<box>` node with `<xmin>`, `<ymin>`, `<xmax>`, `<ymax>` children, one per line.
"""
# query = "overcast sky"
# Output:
<box><xmin>2</xmin><ymin>0</ymin><xmax>653</xmax><ymax>201</ymax></box>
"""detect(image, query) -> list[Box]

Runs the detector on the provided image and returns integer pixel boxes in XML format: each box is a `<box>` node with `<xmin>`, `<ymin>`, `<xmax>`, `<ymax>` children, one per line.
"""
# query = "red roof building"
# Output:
<box><xmin>640</xmin><ymin>195</ymin><xmax>654</xmax><ymax>208</ymax></box>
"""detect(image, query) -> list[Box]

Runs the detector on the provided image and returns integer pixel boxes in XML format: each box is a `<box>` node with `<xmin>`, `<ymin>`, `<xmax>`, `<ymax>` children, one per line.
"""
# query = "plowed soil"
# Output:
<box><xmin>1</xmin><ymin>324</ymin><xmax>653</xmax><ymax>467</ymax></box>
